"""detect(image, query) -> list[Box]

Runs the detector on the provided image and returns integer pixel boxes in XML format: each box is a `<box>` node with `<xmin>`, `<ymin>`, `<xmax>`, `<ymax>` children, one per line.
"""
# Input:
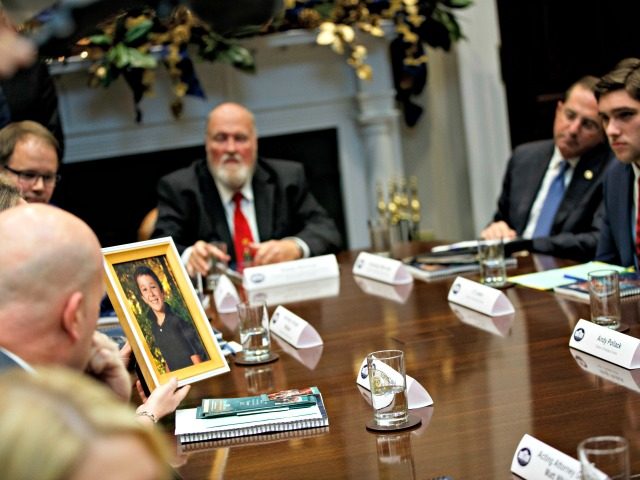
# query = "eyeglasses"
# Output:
<box><xmin>3</xmin><ymin>165</ymin><xmax>61</xmax><ymax>186</ymax></box>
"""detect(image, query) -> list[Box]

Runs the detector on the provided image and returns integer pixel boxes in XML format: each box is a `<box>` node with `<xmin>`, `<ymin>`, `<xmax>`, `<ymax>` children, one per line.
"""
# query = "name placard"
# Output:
<box><xmin>213</xmin><ymin>275</ymin><xmax>240</xmax><ymax>313</ymax></box>
<box><xmin>355</xmin><ymin>358</ymin><xmax>433</xmax><ymax>409</ymax></box>
<box><xmin>243</xmin><ymin>254</ymin><xmax>339</xmax><ymax>290</ymax></box>
<box><xmin>270</xmin><ymin>305</ymin><xmax>323</xmax><ymax>348</ymax></box>
<box><xmin>447</xmin><ymin>276</ymin><xmax>514</xmax><ymax>316</ymax></box>
<box><xmin>354</xmin><ymin>276</ymin><xmax>413</xmax><ymax>304</ymax></box>
<box><xmin>352</xmin><ymin>252</ymin><xmax>413</xmax><ymax>285</ymax></box>
<box><xmin>248</xmin><ymin>277</ymin><xmax>340</xmax><ymax>306</ymax></box>
<box><xmin>569</xmin><ymin>319</ymin><xmax>640</xmax><ymax>369</ymax></box>
<box><xmin>511</xmin><ymin>434</ymin><xmax>581</xmax><ymax>480</ymax></box>
<box><xmin>448</xmin><ymin>302</ymin><xmax>514</xmax><ymax>337</ymax></box>
<box><xmin>570</xmin><ymin>348</ymin><xmax>640</xmax><ymax>393</ymax></box>
<box><xmin>272</xmin><ymin>335</ymin><xmax>323</xmax><ymax>370</ymax></box>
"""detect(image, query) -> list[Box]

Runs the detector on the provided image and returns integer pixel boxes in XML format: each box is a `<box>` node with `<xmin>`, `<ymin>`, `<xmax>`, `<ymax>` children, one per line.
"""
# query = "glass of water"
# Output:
<box><xmin>205</xmin><ymin>241</ymin><xmax>229</xmax><ymax>292</ymax></box>
<box><xmin>237</xmin><ymin>301</ymin><xmax>271</xmax><ymax>362</ymax></box>
<box><xmin>588</xmin><ymin>270</ymin><xmax>621</xmax><ymax>330</ymax></box>
<box><xmin>578</xmin><ymin>435</ymin><xmax>629</xmax><ymax>480</ymax></box>
<box><xmin>366</xmin><ymin>350</ymin><xmax>409</xmax><ymax>428</ymax></box>
<box><xmin>477</xmin><ymin>238</ymin><xmax>507</xmax><ymax>287</ymax></box>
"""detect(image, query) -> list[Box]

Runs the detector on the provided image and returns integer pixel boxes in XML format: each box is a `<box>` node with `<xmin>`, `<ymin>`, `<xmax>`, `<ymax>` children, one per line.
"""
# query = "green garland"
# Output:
<box><xmin>78</xmin><ymin>0</ymin><xmax>472</xmax><ymax>120</ymax></box>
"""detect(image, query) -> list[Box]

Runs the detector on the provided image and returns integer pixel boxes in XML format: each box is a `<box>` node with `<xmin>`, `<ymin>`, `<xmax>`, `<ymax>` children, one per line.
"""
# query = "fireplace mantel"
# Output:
<box><xmin>50</xmin><ymin>29</ymin><xmax>405</xmax><ymax>249</ymax></box>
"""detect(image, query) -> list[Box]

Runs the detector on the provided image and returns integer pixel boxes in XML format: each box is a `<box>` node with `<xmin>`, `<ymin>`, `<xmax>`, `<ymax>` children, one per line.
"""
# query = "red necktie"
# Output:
<box><xmin>233</xmin><ymin>192</ymin><xmax>254</xmax><ymax>269</ymax></box>
<box><xmin>636</xmin><ymin>177</ymin><xmax>640</xmax><ymax>262</ymax></box>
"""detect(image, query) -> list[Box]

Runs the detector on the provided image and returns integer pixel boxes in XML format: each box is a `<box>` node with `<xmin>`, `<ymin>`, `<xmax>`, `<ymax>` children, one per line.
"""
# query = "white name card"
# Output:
<box><xmin>511</xmin><ymin>434</ymin><xmax>581</xmax><ymax>480</ymax></box>
<box><xmin>272</xmin><ymin>335</ymin><xmax>323</xmax><ymax>370</ymax></box>
<box><xmin>355</xmin><ymin>358</ymin><xmax>433</xmax><ymax>409</ymax></box>
<box><xmin>354</xmin><ymin>276</ymin><xmax>413</xmax><ymax>304</ymax></box>
<box><xmin>270</xmin><ymin>305</ymin><xmax>323</xmax><ymax>348</ymax></box>
<box><xmin>447</xmin><ymin>276</ymin><xmax>514</xmax><ymax>316</ymax></box>
<box><xmin>352</xmin><ymin>252</ymin><xmax>413</xmax><ymax>285</ymax></box>
<box><xmin>248</xmin><ymin>277</ymin><xmax>340</xmax><ymax>306</ymax></box>
<box><xmin>569</xmin><ymin>319</ymin><xmax>640</xmax><ymax>369</ymax></box>
<box><xmin>213</xmin><ymin>275</ymin><xmax>240</xmax><ymax>313</ymax></box>
<box><xmin>448</xmin><ymin>302</ymin><xmax>514</xmax><ymax>337</ymax></box>
<box><xmin>570</xmin><ymin>348</ymin><xmax>640</xmax><ymax>393</ymax></box>
<box><xmin>243</xmin><ymin>254</ymin><xmax>339</xmax><ymax>290</ymax></box>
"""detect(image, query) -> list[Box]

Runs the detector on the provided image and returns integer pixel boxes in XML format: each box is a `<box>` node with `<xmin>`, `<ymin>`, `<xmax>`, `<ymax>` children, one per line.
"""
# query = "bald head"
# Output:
<box><xmin>0</xmin><ymin>204</ymin><xmax>104</xmax><ymax>368</ymax></box>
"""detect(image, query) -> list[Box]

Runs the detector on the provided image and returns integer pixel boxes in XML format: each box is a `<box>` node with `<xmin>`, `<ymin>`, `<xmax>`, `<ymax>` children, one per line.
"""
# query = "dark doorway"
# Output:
<box><xmin>496</xmin><ymin>0</ymin><xmax>640</xmax><ymax>148</ymax></box>
<box><xmin>52</xmin><ymin>128</ymin><xmax>345</xmax><ymax>247</ymax></box>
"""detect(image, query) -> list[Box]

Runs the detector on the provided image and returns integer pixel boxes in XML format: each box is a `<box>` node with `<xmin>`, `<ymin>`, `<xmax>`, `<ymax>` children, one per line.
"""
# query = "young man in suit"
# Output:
<box><xmin>152</xmin><ymin>102</ymin><xmax>343</xmax><ymax>276</ymax></box>
<box><xmin>595</xmin><ymin>58</ymin><xmax>640</xmax><ymax>268</ymax></box>
<box><xmin>481</xmin><ymin>76</ymin><xmax>614</xmax><ymax>261</ymax></box>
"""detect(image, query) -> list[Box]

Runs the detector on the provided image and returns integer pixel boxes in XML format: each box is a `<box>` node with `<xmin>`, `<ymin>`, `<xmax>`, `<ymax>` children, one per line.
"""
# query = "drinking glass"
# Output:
<box><xmin>366</xmin><ymin>350</ymin><xmax>409</xmax><ymax>427</ymax></box>
<box><xmin>589</xmin><ymin>270</ymin><xmax>621</xmax><ymax>330</ymax></box>
<box><xmin>369</xmin><ymin>218</ymin><xmax>391</xmax><ymax>256</ymax></box>
<box><xmin>206</xmin><ymin>241</ymin><xmax>228</xmax><ymax>292</ymax></box>
<box><xmin>237</xmin><ymin>301</ymin><xmax>271</xmax><ymax>362</ymax></box>
<box><xmin>477</xmin><ymin>238</ymin><xmax>507</xmax><ymax>287</ymax></box>
<box><xmin>578</xmin><ymin>435</ymin><xmax>629</xmax><ymax>480</ymax></box>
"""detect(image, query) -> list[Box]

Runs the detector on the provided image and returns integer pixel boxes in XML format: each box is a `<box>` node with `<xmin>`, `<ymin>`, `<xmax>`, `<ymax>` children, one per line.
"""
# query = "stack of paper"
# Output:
<box><xmin>175</xmin><ymin>386</ymin><xmax>328</xmax><ymax>444</ymax></box>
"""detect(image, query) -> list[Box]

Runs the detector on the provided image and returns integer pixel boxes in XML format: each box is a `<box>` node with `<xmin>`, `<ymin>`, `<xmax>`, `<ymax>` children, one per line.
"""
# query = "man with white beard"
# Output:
<box><xmin>152</xmin><ymin>102</ymin><xmax>342</xmax><ymax>275</ymax></box>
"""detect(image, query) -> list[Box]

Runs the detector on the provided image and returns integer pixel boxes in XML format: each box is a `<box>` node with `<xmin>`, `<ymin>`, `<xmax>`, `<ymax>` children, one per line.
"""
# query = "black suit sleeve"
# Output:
<box><xmin>531</xmin><ymin>204</ymin><xmax>603</xmax><ymax>261</ymax></box>
<box><xmin>492</xmin><ymin>154</ymin><xmax>515</xmax><ymax>225</ymax></box>
<box><xmin>152</xmin><ymin>173</ymin><xmax>199</xmax><ymax>254</ymax></box>
<box><xmin>284</xmin><ymin>164</ymin><xmax>343</xmax><ymax>256</ymax></box>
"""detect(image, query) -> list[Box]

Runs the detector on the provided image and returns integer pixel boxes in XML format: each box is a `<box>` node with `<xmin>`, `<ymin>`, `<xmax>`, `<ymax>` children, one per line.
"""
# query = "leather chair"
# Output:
<box><xmin>137</xmin><ymin>207</ymin><xmax>158</xmax><ymax>241</ymax></box>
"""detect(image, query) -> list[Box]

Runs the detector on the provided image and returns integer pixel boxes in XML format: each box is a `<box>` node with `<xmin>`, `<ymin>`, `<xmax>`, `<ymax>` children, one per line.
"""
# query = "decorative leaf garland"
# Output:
<box><xmin>75</xmin><ymin>0</ymin><xmax>472</xmax><ymax>123</ymax></box>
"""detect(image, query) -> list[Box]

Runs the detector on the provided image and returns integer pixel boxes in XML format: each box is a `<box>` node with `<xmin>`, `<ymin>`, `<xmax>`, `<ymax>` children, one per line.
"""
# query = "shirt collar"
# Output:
<box><xmin>552</xmin><ymin>146</ymin><xmax>578</xmax><ymax>169</ymax></box>
<box><xmin>0</xmin><ymin>347</ymin><xmax>35</xmax><ymax>373</ymax></box>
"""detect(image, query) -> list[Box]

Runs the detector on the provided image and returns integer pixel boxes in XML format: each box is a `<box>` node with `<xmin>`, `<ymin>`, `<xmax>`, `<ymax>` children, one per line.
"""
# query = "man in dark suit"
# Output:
<box><xmin>0</xmin><ymin>204</ymin><xmax>190</xmax><ymax>421</ymax></box>
<box><xmin>152</xmin><ymin>102</ymin><xmax>343</xmax><ymax>276</ymax></box>
<box><xmin>481</xmin><ymin>76</ymin><xmax>614</xmax><ymax>261</ymax></box>
<box><xmin>595</xmin><ymin>58</ymin><xmax>640</xmax><ymax>268</ymax></box>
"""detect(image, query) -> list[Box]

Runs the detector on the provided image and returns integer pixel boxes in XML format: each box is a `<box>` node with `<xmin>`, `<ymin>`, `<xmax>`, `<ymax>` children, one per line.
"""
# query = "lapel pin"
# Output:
<box><xmin>584</xmin><ymin>170</ymin><xmax>593</xmax><ymax>180</ymax></box>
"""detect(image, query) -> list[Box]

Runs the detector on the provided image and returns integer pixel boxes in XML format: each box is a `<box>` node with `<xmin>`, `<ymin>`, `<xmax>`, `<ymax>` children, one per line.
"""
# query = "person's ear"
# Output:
<box><xmin>61</xmin><ymin>291</ymin><xmax>84</xmax><ymax>342</ymax></box>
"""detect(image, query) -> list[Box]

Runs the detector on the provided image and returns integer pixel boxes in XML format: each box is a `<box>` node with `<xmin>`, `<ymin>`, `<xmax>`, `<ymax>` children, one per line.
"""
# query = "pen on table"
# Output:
<box><xmin>563</xmin><ymin>274</ymin><xmax>586</xmax><ymax>282</ymax></box>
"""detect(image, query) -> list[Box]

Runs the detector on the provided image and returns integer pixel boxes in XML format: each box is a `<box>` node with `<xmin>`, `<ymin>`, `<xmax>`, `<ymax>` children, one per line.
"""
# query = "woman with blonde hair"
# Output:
<box><xmin>0</xmin><ymin>173</ymin><xmax>24</xmax><ymax>211</ymax></box>
<box><xmin>0</xmin><ymin>367</ymin><xmax>172</xmax><ymax>480</ymax></box>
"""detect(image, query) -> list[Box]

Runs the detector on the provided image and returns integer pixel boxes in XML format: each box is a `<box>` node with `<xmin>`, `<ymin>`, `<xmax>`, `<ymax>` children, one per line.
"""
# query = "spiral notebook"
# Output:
<box><xmin>175</xmin><ymin>387</ymin><xmax>328</xmax><ymax>444</ymax></box>
<box><xmin>553</xmin><ymin>272</ymin><xmax>640</xmax><ymax>302</ymax></box>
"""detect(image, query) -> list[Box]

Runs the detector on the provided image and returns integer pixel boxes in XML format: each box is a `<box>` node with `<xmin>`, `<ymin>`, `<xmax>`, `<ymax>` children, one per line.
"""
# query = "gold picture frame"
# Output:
<box><xmin>102</xmin><ymin>237</ymin><xmax>229</xmax><ymax>390</ymax></box>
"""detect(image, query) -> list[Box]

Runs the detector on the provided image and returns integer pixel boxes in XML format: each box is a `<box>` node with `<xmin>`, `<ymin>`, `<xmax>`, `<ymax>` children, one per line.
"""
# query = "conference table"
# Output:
<box><xmin>171</xmin><ymin>247</ymin><xmax>640</xmax><ymax>479</ymax></box>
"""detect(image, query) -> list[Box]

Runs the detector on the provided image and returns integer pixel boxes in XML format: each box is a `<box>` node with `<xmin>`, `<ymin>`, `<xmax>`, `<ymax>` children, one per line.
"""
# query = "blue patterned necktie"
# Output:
<box><xmin>532</xmin><ymin>160</ymin><xmax>569</xmax><ymax>238</ymax></box>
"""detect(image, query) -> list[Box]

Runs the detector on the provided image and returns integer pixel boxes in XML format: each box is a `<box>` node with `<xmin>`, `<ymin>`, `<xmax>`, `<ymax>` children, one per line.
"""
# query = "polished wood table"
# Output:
<box><xmin>171</xmin><ymin>250</ymin><xmax>640</xmax><ymax>479</ymax></box>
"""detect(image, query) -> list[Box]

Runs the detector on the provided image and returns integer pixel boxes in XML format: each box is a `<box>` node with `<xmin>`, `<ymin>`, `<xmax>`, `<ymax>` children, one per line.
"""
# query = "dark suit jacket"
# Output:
<box><xmin>152</xmin><ymin>158</ymin><xmax>343</xmax><ymax>263</ymax></box>
<box><xmin>0</xmin><ymin>61</ymin><xmax>64</xmax><ymax>157</ymax></box>
<box><xmin>0</xmin><ymin>349</ymin><xmax>22</xmax><ymax>372</ymax></box>
<box><xmin>595</xmin><ymin>162</ymin><xmax>636</xmax><ymax>267</ymax></box>
<box><xmin>492</xmin><ymin>139</ymin><xmax>614</xmax><ymax>260</ymax></box>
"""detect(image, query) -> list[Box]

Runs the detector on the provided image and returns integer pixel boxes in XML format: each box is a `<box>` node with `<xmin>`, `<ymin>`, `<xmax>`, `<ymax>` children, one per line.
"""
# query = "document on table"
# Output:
<box><xmin>508</xmin><ymin>261</ymin><xmax>628</xmax><ymax>290</ymax></box>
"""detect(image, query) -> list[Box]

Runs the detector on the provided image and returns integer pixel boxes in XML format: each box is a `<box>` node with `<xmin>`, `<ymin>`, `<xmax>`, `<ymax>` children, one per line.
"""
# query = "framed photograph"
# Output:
<box><xmin>102</xmin><ymin>237</ymin><xmax>230</xmax><ymax>390</ymax></box>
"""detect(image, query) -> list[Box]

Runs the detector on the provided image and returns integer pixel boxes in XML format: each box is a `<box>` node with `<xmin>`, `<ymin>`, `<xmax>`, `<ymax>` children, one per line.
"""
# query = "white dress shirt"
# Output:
<box><xmin>181</xmin><ymin>173</ymin><xmax>311</xmax><ymax>265</ymax></box>
<box><xmin>522</xmin><ymin>147</ymin><xmax>578</xmax><ymax>239</ymax></box>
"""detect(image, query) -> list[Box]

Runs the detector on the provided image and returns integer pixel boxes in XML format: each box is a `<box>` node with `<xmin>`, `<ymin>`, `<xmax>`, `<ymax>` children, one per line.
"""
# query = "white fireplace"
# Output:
<box><xmin>51</xmin><ymin>28</ymin><xmax>405</xmax><ymax>248</ymax></box>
